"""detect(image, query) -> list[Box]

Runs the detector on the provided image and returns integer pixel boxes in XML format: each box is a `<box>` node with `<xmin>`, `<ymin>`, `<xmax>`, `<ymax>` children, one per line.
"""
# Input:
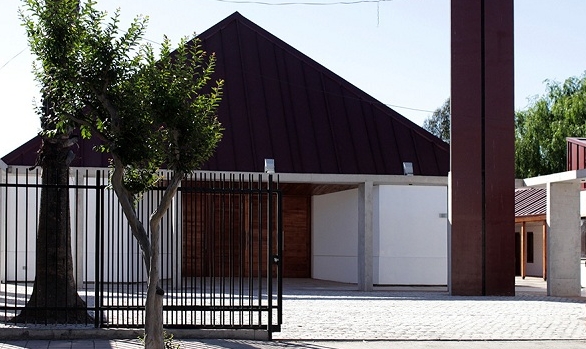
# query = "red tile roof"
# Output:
<box><xmin>3</xmin><ymin>12</ymin><xmax>449</xmax><ymax>176</ymax></box>
<box><xmin>515</xmin><ymin>187</ymin><xmax>546</xmax><ymax>217</ymax></box>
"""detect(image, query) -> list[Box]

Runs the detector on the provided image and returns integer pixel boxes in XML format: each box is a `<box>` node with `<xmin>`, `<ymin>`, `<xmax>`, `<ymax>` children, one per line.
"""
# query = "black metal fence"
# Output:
<box><xmin>0</xmin><ymin>167</ymin><xmax>282</xmax><ymax>335</ymax></box>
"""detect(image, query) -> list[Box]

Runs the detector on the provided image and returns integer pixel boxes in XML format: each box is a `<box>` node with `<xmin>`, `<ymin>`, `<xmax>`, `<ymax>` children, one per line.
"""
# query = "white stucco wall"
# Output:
<box><xmin>515</xmin><ymin>222</ymin><xmax>544</xmax><ymax>277</ymax></box>
<box><xmin>312</xmin><ymin>185</ymin><xmax>448</xmax><ymax>286</ymax></box>
<box><xmin>69</xmin><ymin>173</ymin><xmax>176</xmax><ymax>283</ymax></box>
<box><xmin>374</xmin><ymin>185</ymin><xmax>448</xmax><ymax>285</ymax></box>
<box><xmin>3</xmin><ymin>167</ymin><xmax>451</xmax><ymax>286</ymax></box>
<box><xmin>312</xmin><ymin>188</ymin><xmax>358</xmax><ymax>283</ymax></box>
<box><xmin>1</xmin><ymin>169</ymin><xmax>43</xmax><ymax>282</ymax></box>
<box><xmin>0</xmin><ymin>167</ymin><xmax>176</xmax><ymax>284</ymax></box>
<box><xmin>84</xmin><ymin>177</ymin><xmax>149</xmax><ymax>284</ymax></box>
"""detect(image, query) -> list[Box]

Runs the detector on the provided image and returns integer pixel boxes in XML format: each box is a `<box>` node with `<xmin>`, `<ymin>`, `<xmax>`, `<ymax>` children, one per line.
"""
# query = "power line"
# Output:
<box><xmin>0</xmin><ymin>46</ymin><xmax>435</xmax><ymax>115</ymax></box>
<box><xmin>0</xmin><ymin>36</ymin><xmax>162</xmax><ymax>73</ymax></box>
<box><xmin>386</xmin><ymin>104</ymin><xmax>434</xmax><ymax>113</ymax></box>
<box><xmin>0</xmin><ymin>49</ymin><xmax>26</xmax><ymax>72</ymax></box>
<box><xmin>216</xmin><ymin>0</ymin><xmax>390</xmax><ymax>25</ymax></box>
<box><xmin>216</xmin><ymin>0</ymin><xmax>392</xmax><ymax>5</ymax></box>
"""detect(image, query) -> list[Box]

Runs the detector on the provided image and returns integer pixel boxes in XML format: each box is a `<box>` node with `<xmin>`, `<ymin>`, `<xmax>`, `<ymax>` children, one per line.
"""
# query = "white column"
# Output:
<box><xmin>547</xmin><ymin>181</ymin><xmax>581</xmax><ymax>297</ymax></box>
<box><xmin>358</xmin><ymin>181</ymin><xmax>373</xmax><ymax>291</ymax></box>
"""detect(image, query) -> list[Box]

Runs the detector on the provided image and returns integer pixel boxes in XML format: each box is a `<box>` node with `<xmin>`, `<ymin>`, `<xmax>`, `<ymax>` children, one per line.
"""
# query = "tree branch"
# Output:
<box><xmin>110</xmin><ymin>154</ymin><xmax>152</xmax><ymax>271</ymax></box>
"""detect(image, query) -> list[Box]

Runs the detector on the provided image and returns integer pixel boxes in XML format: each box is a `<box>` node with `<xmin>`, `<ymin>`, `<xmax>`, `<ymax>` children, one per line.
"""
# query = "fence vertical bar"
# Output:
<box><xmin>84</xmin><ymin>170</ymin><xmax>90</xmax><ymax>323</ymax></box>
<box><xmin>267</xmin><ymin>174</ymin><xmax>273</xmax><ymax>338</ymax></box>
<box><xmin>228</xmin><ymin>173</ymin><xmax>235</xmax><ymax>327</ymax></box>
<box><xmin>201</xmin><ymin>172</ymin><xmax>207</xmax><ymax>325</ymax></box>
<box><xmin>34</xmin><ymin>168</ymin><xmax>40</xmax><ymax>323</ymax></box>
<box><xmin>13</xmin><ymin>169</ymin><xmax>19</xmax><ymax>321</ymax></box>
<box><xmin>210</xmin><ymin>173</ymin><xmax>216</xmax><ymax>326</ymax></box>
<box><xmin>256</xmin><ymin>174</ymin><xmax>262</xmax><ymax>326</ymax></box>
<box><xmin>24</xmin><ymin>169</ymin><xmax>30</xmax><ymax>308</ymax></box>
<box><xmin>94</xmin><ymin>170</ymin><xmax>102</xmax><ymax>328</ymax></box>
<box><xmin>276</xmin><ymin>175</ymin><xmax>283</xmax><ymax>328</ymax></box>
<box><xmin>238</xmin><ymin>174</ymin><xmax>245</xmax><ymax>327</ymax></box>
<box><xmin>220</xmin><ymin>173</ymin><xmax>226</xmax><ymax>327</ymax></box>
<box><xmin>1</xmin><ymin>167</ymin><xmax>8</xmax><ymax>321</ymax></box>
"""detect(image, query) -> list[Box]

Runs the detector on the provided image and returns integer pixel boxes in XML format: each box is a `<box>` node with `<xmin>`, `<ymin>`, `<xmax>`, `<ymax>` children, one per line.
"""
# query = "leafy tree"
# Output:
<box><xmin>515</xmin><ymin>74</ymin><xmax>586</xmax><ymax>178</ymax></box>
<box><xmin>423</xmin><ymin>98</ymin><xmax>450</xmax><ymax>143</ymax></box>
<box><xmin>20</xmin><ymin>0</ymin><xmax>223</xmax><ymax>347</ymax></box>
<box><xmin>12</xmin><ymin>1</ymin><xmax>90</xmax><ymax>324</ymax></box>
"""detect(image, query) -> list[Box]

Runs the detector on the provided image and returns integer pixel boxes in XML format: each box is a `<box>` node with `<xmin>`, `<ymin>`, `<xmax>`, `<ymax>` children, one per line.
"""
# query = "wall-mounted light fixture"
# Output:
<box><xmin>264</xmin><ymin>159</ymin><xmax>275</xmax><ymax>174</ymax></box>
<box><xmin>403</xmin><ymin>162</ymin><xmax>413</xmax><ymax>176</ymax></box>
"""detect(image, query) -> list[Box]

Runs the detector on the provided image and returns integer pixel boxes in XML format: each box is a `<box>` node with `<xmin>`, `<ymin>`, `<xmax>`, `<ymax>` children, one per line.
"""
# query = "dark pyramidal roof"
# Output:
<box><xmin>3</xmin><ymin>12</ymin><xmax>449</xmax><ymax>176</ymax></box>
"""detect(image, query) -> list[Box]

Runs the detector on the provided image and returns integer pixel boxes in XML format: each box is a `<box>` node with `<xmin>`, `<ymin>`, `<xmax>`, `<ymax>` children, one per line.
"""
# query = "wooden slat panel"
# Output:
<box><xmin>182</xmin><ymin>187</ymin><xmax>312</xmax><ymax>278</ymax></box>
<box><xmin>282</xmin><ymin>195</ymin><xmax>311</xmax><ymax>278</ymax></box>
<box><xmin>182</xmin><ymin>192</ymin><xmax>244</xmax><ymax>277</ymax></box>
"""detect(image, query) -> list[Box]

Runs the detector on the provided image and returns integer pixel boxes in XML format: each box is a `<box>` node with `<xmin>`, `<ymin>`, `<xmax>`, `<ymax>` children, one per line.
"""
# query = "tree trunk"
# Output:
<box><xmin>12</xmin><ymin>137</ymin><xmax>92</xmax><ymax>324</ymax></box>
<box><xmin>144</xmin><ymin>224</ymin><xmax>164</xmax><ymax>349</ymax></box>
<box><xmin>109</xmin><ymin>156</ymin><xmax>184</xmax><ymax>348</ymax></box>
<box><xmin>144</xmin><ymin>173</ymin><xmax>182</xmax><ymax>349</ymax></box>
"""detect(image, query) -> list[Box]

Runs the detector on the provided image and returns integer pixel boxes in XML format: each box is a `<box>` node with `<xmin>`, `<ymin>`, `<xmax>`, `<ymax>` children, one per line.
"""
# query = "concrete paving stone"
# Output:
<box><xmin>270</xmin><ymin>280</ymin><xmax>586</xmax><ymax>342</ymax></box>
<box><xmin>1</xmin><ymin>278</ymin><xmax>585</xmax><ymax>347</ymax></box>
<box><xmin>47</xmin><ymin>343</ymin><xmax>71</xmax><ymax>349</ymax></box>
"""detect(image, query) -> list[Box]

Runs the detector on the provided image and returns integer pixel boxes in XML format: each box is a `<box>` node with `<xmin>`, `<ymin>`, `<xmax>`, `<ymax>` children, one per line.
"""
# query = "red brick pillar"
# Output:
<box><xmin>450</xmin><ymin>0</ymin><xmax>515</xmax><ymax>296</ymax></box>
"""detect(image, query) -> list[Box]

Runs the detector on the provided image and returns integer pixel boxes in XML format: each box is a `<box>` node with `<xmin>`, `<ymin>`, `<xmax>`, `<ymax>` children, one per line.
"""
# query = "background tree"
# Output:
<box><xmin>12</xmin><ymin>1</ymin><xmax>90</xmax><ymax>324</ymax></box>
<box><xmin>20</xmin><ymin>1</ymin><xmax>223</xmax><ymax>347</ymax></box>
<box><xmin>515</xmin><ymin>74</ymin><xmax>586</xmax><ymax>178</ymax></box>
<box><xmin>423</xmin><ymin>98</ymin><xmax>451</xmax><ymax>143</ymax></box>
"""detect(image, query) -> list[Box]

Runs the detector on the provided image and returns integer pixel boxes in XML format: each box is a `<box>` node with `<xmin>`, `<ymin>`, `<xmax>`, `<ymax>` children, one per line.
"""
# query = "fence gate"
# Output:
<box><xmin>0</xmin><ymin>168</ymin><xmax>283</xmax><ymax>337</ymax></box>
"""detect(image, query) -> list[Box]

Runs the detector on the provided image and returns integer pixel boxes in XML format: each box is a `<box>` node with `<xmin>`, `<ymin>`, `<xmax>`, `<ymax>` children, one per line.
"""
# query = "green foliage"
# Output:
<box><xmin>515</xmin><ymin>74</ymin><xmax>586</xmax><ymax>178</ymax></box>
<box><xmin>20</xmin><ymin>0</ymin><xmax>223</xmax><ymax>196</ymax></box>
<box><xmin>423</xmin><ymin>98</ymin><xmax>450</xmax><ymax>143</ymax></box>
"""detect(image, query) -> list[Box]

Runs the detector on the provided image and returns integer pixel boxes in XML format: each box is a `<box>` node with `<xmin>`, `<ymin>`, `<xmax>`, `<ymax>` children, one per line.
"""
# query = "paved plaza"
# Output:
<box><xmin>273</xmin><ymin>277</ymin><xmax>586</xmax><ymax>341</ymax></box>
<box><xmin>1</xmin><ymin>277</ymin><xmax>585</xmax><ymax>348</ymax></box>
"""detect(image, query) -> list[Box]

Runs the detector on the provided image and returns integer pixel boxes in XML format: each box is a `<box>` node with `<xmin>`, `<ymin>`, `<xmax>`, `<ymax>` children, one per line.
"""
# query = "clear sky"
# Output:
<box><xmin>1</xmin><ymin>0</ymin><xmax>586</xmax><ymax>157</ymax></box>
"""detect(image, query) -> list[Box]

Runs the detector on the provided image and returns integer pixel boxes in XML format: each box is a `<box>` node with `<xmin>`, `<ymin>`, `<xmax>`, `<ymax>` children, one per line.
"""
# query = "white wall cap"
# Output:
<box><xmin>523</xmin><ymin>169</ymin><xmax>586</xmax><ymax>188</ymax></box>
<box><xmin>198</xmin><ymin>172</ymin><xmax>448</xmax><ymax>186</ymax></box>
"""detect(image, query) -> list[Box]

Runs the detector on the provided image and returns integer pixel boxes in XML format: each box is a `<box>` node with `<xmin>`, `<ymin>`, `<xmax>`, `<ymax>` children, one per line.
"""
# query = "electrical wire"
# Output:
<box><xmin>1</xmin><ymin>0</ymin><xmax>433</xmax><ymax>115</ymax></box>
<box><xmin>387</xmin><ymin>104</ymin><xmax>434</xmax><ymax>113</ymax></box>
<box><xmin>216</xmin><ymin>0</ymin><xmax>390</xmax><ymax>26</ymax></box>
<box><xmin>0</xmin><ymin>46</ymin><xmax>434</xmax><ymax>115</ymax></box>
<box><xmin>215</xmin><ymin>0</ymin><xmax>392</xmax><ymax>5</ymax></box>
<box><xmin>0</xmin><ymin>48</ymin><xmax>26</xmax><ymax>72</ymax></box>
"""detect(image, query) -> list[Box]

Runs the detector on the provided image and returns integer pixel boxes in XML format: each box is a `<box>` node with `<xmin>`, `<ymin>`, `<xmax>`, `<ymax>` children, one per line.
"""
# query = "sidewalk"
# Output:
<box><xmin>1</xmin><ymin>277</ymin><xmax>585</xmax><ymax>348</ymax></box>
<box><xmin>2</xmin><ymin>339</ymin><xmax>586</xmax><ymax>349</ymax></box>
